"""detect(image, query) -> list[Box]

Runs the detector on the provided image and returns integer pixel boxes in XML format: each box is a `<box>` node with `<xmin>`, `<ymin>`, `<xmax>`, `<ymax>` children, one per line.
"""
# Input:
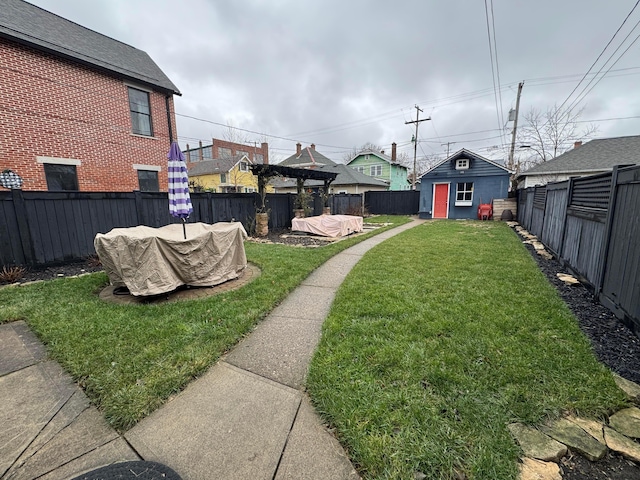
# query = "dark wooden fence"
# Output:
<box><xmin>0</xmin><ymin>190</ymin><xmax>365</xmax><ymax>268</ymax></box>
<box><xmin>517</xmin><ymin>165</ymin><xmax>640</xmax><ymax>334</ymax></box>
<box><xmin>365</xmin><ymin>190</ymin><xmax>420</xmax><ymax>215</ymax></box>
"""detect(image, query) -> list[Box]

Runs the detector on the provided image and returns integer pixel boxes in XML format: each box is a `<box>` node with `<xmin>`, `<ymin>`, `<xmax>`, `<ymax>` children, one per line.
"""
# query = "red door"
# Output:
<box><xmin>433</xmin><ymin>183</ymin><xmax>449</xmax><ymax>218</ymax></box>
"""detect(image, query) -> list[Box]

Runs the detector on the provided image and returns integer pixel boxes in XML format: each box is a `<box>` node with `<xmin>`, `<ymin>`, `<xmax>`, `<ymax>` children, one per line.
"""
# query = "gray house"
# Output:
<box><xmin>517</xmin><ymin>136</ymin><xmax>640</xmax><ymax>188</ymax></box>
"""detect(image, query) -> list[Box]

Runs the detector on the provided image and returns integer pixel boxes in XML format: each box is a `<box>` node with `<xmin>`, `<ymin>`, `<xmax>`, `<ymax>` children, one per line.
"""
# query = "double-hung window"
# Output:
<box><xmin>239</xmin><ymin>161</ymin><xmax>249</xmax><ymax>172</ymax></box>
<box><xmin>370</xmin><ymin>165</ymin><xmax>382</xmax><ymax>177</ymax></box>
<box><xmin>455</xmin><ymin>182</ymin><xmax>474</xmax><ymax>206</ymax></box>
<box><xmin>128</xmin><ymin>87</ymin><xmax>153</xmax><ymax>136</ymax></box>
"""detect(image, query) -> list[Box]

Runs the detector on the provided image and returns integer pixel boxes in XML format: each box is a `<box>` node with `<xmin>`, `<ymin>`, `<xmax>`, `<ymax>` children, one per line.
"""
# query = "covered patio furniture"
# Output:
<box><xmin>95</xmin><ymin>222</ymin><xmax>247</xmax><ymax>296</ymax></box>
<box><xmin>291</xmin><ymin>214</ymin><xmax>363</xmax><ymax>237</ymax></box>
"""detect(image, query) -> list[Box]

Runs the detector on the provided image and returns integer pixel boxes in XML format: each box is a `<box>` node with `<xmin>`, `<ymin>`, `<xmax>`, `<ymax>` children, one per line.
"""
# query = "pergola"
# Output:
<box><xmin>250</xmin><ymin>164</ymin><xmax>338</xmax><ymax>211</ymax></box>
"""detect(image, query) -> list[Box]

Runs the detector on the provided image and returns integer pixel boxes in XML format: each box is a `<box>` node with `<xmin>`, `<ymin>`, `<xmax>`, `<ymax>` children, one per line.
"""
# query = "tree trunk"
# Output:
<box><xmin>256</xmin><ymin>212</ymin><xmax>269</xmax><ymax>237</ymax></box>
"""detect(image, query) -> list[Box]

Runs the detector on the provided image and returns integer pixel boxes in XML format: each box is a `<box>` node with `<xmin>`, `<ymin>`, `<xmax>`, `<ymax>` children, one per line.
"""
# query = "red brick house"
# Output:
<box><xmin>0</xmin><ymin>0</ymin><xmax>181</xmax><ymax>192</ymax></box>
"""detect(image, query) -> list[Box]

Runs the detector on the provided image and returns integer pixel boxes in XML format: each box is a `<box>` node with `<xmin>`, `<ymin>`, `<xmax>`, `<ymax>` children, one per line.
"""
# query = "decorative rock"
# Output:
<box><xmin>519</xmin><ymin>457</ymin><xmax>562</xmax><ymax>480</ymax></box>
<box><xmin>538</xmin><ymin>250</ymin><xmax>553</xmax><ymax>260</ymax></box>
<box><xmin>613</xmin><ymin>374</ymin><xmax>640</xmax><ymax>403</ymax></box>
<box><xmin>565</xmin><ymin>416</ymin><xmax>605</xmax><ymax>444</ymax></box>
<box><xmin>604</xmin><ymin>426</ymin><xmax>640</xmax><ymax>462</ymax></box>
<box><xmin>532</xmin><ymin>241</ymin><xmax>545</xmax><ymax>251</ymax></box>
<box><xmin>556</xmin><ymin>273</ymin><xmax>580</xmax><ymax>286</ymax></box>
<box><xmin>609</xmin><ymin>407</ymin><xmax>640</xmax><ymax>439</ymax></box>
<box><xmin>540</xmin><ymin>419</ymin><xmax>607</xmax><ymax>461</ymax></box>
<box><xmin>508</xmin><ymin>423</ymin><xmax>567</xmax><ymax>462</ymax></box>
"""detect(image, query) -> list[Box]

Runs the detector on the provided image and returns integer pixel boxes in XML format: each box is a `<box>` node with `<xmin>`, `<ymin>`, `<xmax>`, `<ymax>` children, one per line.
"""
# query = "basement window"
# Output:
<box><xmin>455</xmin><ymin>182</ymin><xmax>473</xmax><ymax>206</ymax></box>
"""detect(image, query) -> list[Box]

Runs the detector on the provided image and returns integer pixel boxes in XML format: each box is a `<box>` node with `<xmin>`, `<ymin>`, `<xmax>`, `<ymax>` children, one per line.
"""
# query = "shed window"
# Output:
<box><xmin>128</xmin><ymin>87</ymin><xmax>153</xmax><ymax>136</ymax></box>
<box><xmin>455</xmin><ymin>182</ymin><xmax>473</xmax><ymax>206</ymax></box>
<box><xmin>456</xmin><ymin>159</ymin><xmax>469</xmax><ymax>170</ymax></box>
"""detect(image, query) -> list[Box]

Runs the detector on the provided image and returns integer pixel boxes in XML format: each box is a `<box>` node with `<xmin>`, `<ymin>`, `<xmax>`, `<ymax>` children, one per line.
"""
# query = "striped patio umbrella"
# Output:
<box><xmin>167</xmin><ymin>141</ymin><xmax>193</xmax><ymax>239</ymax></box>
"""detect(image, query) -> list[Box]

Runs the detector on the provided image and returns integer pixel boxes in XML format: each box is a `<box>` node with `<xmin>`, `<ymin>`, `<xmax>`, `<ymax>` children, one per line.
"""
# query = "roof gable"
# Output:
<box><xmin>519</xmin><ymin>135</ymin><xmax>640</xmax><ymax>177</ymax></box>
<box><xmin>188</xmin><ymin>154</ymin><xmax>250</xmax><ymax>176</ymax></box>
<box><xmin>0</xmin><ymin>0</ymin><xmax>180</xmax><ymax>94</ymax></box>
<box><xmin>279</xmin><ymin>147</ymin><xmax>338</xmax><ymax>167</ymax></box>
<box><xmin>419</xmin><ymin>149</ymin><xmax>510</xmax><ymax>179</ymax></box>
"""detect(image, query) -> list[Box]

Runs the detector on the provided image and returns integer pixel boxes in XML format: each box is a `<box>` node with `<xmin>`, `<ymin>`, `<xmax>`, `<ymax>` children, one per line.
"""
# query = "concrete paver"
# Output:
<box><xmin>126</xmin><ymin>362</ymin><xmax>302</xmax><ymax>480</ymax></box>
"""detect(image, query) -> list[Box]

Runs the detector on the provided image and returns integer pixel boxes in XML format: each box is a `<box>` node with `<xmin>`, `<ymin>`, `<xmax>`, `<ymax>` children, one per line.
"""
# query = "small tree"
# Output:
<box><xmin>517</xmin><ymin>104</ymin><xmax>598</xmax><ymax>171</ymax></box>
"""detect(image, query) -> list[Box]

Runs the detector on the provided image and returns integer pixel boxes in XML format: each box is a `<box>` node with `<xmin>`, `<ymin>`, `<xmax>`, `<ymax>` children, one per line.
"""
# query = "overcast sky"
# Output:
<box><xmin>27</xmin><ymin>0</ymin><xmax>640</xmax><ymax>165</ymax></box>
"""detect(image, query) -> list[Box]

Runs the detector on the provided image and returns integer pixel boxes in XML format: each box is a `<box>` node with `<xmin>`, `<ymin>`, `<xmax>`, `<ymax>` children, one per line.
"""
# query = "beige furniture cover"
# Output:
<box><xmin>291</xmin><ymin>214</ymin><xmax>364</xmax><ymax>237</ymax></box>
<box><xmin>95</xmin><ymin>222</ymin><xmax>247</xmax><ymax>296</ymax></box>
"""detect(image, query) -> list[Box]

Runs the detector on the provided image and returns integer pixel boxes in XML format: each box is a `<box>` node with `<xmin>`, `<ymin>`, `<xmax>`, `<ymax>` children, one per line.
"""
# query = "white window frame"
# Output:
<box><xmin>239</xmin><ymin>161</ymin><xmax>249</xmax><ymax>172</ymax></box>
<box><xmin>245</xmin><ymin>187</ymin><xmax>255</xmax><ymax>193</ymax></box>
<box><xmin>370</xmin><ymin>165</ymin><xmax>382</xmax><ymax>177</ymax></box>
<box><xmin>455</xmin><ymin>182</ymin><xmax>474</xmax><ymax>206</ymax></box>
<box><xmin>456</xmin><ymin>158</ymin><xmax>469</xmax><ymax>170</ymax></box>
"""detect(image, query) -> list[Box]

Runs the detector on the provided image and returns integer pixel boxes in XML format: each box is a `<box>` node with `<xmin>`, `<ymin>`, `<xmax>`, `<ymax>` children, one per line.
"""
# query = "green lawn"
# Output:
<box><xmin>306</xmin><ymin>220</ymin><xmax>627</xmax><ymax>480</ymax></box>
<box><xmin>0</xmin><ymin>215</ymin><xmax>409</xmax><ymax>432</ymax></box>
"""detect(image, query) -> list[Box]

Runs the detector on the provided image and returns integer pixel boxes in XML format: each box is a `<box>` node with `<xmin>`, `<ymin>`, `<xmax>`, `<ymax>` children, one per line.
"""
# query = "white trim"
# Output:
<box><xmin>133</xmin><ymin>164</ymin><xmax>161</xmax><ymax>171</ymax></box>
<box><xmin>432</xmin><ymin>182</ymin><xmax>450</xmax><ymax>219</ymax></box>
<box><xmin>36</xmin><ymin>156</ymin><xmax>81</xmax><ymax>166</ymax></box>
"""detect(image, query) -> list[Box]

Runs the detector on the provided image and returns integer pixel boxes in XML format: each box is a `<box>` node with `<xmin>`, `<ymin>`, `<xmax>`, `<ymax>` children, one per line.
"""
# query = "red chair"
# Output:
<box><xmin>477</xmin><ymin>203</ymin><xmax>493</xmax><ymax>220</ymax></box>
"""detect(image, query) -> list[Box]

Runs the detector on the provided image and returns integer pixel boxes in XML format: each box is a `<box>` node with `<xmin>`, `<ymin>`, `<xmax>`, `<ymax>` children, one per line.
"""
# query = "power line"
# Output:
<box><xmin>484</xmin><ymin>0</ymin><xmax>506</xmax><ymax>148</ymax></box>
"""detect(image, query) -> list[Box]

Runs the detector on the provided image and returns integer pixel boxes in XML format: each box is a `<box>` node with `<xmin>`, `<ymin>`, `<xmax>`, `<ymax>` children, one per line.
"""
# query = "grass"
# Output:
<box><xmin>307</xmin><ymin>220</ymin><xmax>628</xmax><ymax>480</ymax></box>
<box><xmin>0</xmin><ymin>215</ymin><xmax>410</xmax><ymax>432</ymax></box>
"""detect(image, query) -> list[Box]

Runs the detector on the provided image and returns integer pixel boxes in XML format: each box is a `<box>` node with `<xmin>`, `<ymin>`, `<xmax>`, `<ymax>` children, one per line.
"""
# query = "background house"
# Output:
<box><xmin>418</xmin><ymin>149</ymin><xmax>511</xmax><ymax>219</ymax></box>
<box><xmin>347</xmin><ymin>143</ymin><xmax>410</xmax><ymax>190</ymax></box>
<box><xmin>517</xmin><ymin>136</ymin><xmax>640</xmax><ymax>188</ymax></box>
<box><xmin>273</xmin><ymin>144</ymin><xmax>388</xmax><ymax>193</ymax></box>
<box><xmin>184</xmin><ymin>139</ymin><xmax>269</xmax><ymax>166</ymax></box>
<box><xmin>188</xmin><ymin>154</ymin><xmax>270</xmax><ymax>193</ymax></box>
<box><xmin>0</xmin><ymin>0</ymin><xmax>180</xmax><ymax>192</ymax></box>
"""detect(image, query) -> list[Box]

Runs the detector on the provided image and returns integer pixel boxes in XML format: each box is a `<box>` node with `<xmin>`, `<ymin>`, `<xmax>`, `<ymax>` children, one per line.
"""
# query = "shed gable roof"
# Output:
<box><xmin>419</xmin><ymin>149</ymin><xmax>511</xmax><ymax>179</ymax></box>
<box><xmin>518</xmin><ymin>135</ymin><xmax>640</xmax><ymax>177</ymax></box>
<box><xmin>0</xmin><ymin>0</ymin><xmax>180</xmax><ymax>94</ymax></box>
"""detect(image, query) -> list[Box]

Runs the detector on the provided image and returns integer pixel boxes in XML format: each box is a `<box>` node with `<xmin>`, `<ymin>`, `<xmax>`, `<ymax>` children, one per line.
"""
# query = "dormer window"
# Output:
<box><xmin>456</xmin><ymin>158</ymin><xmax>469</xmax><ymax>170</ymax></box>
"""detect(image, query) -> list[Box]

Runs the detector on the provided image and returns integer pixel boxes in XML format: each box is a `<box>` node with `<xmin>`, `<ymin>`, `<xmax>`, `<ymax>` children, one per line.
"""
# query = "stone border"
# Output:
<box><xmin>98</xmin><ymin>263</ymin><xmax>261</xmax><ymax>305</ymax></box>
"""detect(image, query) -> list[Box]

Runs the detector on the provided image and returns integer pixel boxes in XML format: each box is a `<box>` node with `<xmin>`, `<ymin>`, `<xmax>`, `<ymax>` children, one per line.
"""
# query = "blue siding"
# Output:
<box><xmin>418</xmin><ymin>155</ymin><xmax>510</xmax><ymax>219</ymax></box>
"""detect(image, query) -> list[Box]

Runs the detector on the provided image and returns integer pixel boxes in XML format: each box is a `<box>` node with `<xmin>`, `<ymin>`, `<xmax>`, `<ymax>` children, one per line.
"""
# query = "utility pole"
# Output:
<box><xmin>441</xmin><ymin>141</ymin><xmax>456</xmax><ymax>157</ymax></box>
<box><xmin>508</xmin><ymin>81</ymin><xmax>524</xmax><ymax>172</ymax></box>
<box><xmin>405</xmin><ymin>105</ymin><xmax>431</xmax><ymax>190</ymax></box>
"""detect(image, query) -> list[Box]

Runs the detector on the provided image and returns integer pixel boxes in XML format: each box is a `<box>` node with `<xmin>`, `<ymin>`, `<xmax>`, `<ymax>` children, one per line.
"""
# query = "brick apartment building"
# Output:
<box><xmin>184</xmin><ymin>139</ymin><xmax>269</xmax><ymax>166</ymax></box>
<box><xmin>0</xmin><ymin>0</ymin><xmax>181</xmax><ymax>192</ymax></box>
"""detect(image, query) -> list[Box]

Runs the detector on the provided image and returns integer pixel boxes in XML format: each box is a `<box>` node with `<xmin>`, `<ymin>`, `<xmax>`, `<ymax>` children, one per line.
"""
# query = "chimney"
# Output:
<box><xmin>310</xmin><ymin>143</ymin><xmax>316</xmax><ymax>151</ymax></box>
<box><xmin>380</xmin><ymin>150</ymin><xmax>385</xmax><ymax>155</ymax></box>
<box><xmin>261</xmin><ymin>142</ymin><xmax>269</xmax><ymax>164</ymax></box>
<box><xmin>198</xmin><ymin>140</ymin><xmax>204</xmax><ymax>161</ymax></box>
<box><xmin>391</xmin><ymin>142</ymin><xmax>397</xmax><ymax>162</ymax></box>
<box><xmin>574</xmin><ymin>141</ymin><xmax>582</xmax><ymax>149</ymax></box>
<box><xmin>296</xmin><ymin>142</ymin><xmax>302</xmax><ymax>156</ymax></box>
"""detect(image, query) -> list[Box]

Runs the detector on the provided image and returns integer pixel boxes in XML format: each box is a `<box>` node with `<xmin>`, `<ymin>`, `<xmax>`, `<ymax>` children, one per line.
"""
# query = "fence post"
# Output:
<box><xmin>595</xmin><ymin>166</ymin><xmax>620</xmax><ymax>297</ymax></box>
<box><xmin>557</xmin><ymin>178</ymin><xmax>573</xmax><ymax>260</ymax></box>
<box><xmin>11</xmin><ymin>189</ymin><xmax>36</xmax><ymax>265</ymax></box>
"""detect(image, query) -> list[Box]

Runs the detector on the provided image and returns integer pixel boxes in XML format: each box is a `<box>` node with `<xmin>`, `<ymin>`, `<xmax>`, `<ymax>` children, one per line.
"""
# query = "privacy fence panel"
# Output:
<box><xmin>529</xmin><ymin>186</ymin><xmax>547</xmax><ymax>237</ymax></box>
<box><xmin>0</xmin><ymin>191</ymin><xmax>25</xmax><ymax>266</ymax></box>
<box><xmin>365</xmin><ymin>190</ymin><xmax>420</xmax><ymax>215</ymax></box>
<box><xmin>332</xmin><ymin>194</ymin><xmax>363</xmax><ymax>215</ymax></box>
<box><xmin>540</xmin><ymin>181</ymin><xmax>568</xmax><ymax>255</ymax></box>
<box><xmin>601</xmin><ymin>167</ymin><xmax>640</xmax><ymax>328</ymax></box>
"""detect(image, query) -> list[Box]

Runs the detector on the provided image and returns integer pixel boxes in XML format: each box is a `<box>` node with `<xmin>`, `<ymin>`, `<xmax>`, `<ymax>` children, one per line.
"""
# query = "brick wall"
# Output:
<box><xmin>0</xmin><ymin>39</ymin><xmax>178</xmax><ymax>191</ymax></box>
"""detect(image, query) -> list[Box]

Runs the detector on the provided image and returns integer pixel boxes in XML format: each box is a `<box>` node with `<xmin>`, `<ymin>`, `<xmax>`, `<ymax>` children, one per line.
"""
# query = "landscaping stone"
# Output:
<box><xmin>603</xmin><ymin>426</ymin><xmax>640</xmax><ymax>463</ymax></box>
<box><xmin>508</xmin><ymin>423</ymin><xmax>567</xmax><ymax>462</ymax></box>
<box><xmin>556</xmin><ymin>273</ymin><xmax>580</xmax><ymax>286</ymax></box>
<box><xmin>609</xmin><ymin>407</ymin><xmax>640</xmax><ymax>439</ymax></box>
<box><xmin>519</xmin><ymin>457</ymin><xmax>561</xmax><ymax>480</ymax></box>
<box><xmin>540</xmin><ymin>418</ymin><xmax>607</xmax><ymax>461</ymax></box>
<box><xmin>613</xmin><ymin>374</ymin><xmax>640</xmax><ymax>403</ymax></box>
<box><xmin>566</xmin><ymin>416</ymin><xmax>605</xmax><ymax>444</ymax></box>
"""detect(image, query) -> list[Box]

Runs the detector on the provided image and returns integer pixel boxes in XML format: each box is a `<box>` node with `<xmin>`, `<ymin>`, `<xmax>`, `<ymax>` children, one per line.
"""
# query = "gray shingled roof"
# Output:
<box><xmin>278</xmin><ymin>147</ymin><xmax>338</xmax><ymax>167</ymax></box>
<box><xmin>188</xmin><ymin>155</ymin><xmax>248</xmax><ymax>176</ymax></box>
<box><xmin>270</xmin><ymin>163</ymin><xmax>389</xmax><ymax>189</ymax></box>
<box><xmin>348</xmin><ymin>149</ymin><xmax>405</xmax><ymax>168</ymax></box>
<box><xmin>0</xmin><ymin>0</ymin><xmax>180</xmax><ymax>94</ymax></box>
<box><xmin>518</xmin><ymin>136</ymin><xmax>640</xmax><ymax>177</ymax></box>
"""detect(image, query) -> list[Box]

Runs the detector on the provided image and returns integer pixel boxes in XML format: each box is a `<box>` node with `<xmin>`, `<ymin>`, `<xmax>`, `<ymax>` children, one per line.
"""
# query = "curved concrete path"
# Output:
<box><xmin>1</xmin><ymin>218</ymin><xmax>424</xmax><ymax>480</ymax></box>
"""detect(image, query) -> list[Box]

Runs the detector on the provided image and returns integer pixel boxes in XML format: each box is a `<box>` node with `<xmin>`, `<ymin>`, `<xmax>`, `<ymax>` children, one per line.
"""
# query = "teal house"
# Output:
<box><xmin>347</xmin><ymin>143</ymin><xmax>410</xmax><ymax>191</ymax></box>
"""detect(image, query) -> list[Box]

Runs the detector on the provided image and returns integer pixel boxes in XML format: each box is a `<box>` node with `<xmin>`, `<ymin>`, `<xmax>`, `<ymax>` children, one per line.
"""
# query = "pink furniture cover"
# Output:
<box><xmin>95</xmin><ymin>222</ymin><xmax>247</xmax><ymax>296</ymax></box>
<box><xmin>291</xmin><ymin>214</ymin><xmax>363</xmax><ymax>237</ymax></box>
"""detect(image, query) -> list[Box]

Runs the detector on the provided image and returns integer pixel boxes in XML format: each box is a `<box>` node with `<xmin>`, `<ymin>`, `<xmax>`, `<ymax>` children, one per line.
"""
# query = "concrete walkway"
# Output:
<box><xmin>1</xmin><ymin>218</ymin><xmax>424</xmax><ymax>480</ymax></box>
